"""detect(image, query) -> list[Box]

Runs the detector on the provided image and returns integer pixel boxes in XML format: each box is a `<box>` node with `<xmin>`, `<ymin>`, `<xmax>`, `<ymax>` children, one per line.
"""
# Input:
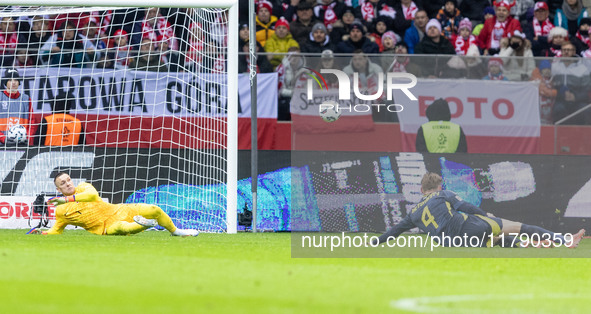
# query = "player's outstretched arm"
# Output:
<box><xmin>28</xmin><ymin>221</ymin><xmax>66</xmax><ymax>235</ymax></box>
<box><xmin>374</xmin><ymin>215</ymin><xmax>416</xmax><ymax>245</ymax></box>
<box><xmin>49</xmin><ymin>182</ymin><xmax>101</xmax><ymax>205</ymax></box>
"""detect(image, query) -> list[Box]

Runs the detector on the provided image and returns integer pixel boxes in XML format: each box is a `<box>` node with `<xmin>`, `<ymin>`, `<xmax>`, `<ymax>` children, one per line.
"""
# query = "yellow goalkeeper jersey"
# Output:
<box><xmin>46</xmin><ymin>182</ymin><xmax>124</xmax><ymax>235</ymax></box>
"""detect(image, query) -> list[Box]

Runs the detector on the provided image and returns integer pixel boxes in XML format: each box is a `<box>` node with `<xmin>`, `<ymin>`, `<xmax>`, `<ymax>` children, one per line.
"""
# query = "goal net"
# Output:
<box><xmin>0</xmin><ymin>1</ymin><xmax>238</xmax><ymax>233</ymax></box>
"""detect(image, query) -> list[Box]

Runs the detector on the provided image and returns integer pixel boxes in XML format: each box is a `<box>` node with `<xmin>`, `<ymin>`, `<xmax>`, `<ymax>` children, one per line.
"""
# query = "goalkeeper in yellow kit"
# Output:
<box><xmin>32</xmin><ymin>172</ymin><xmax>199</xmax><ymax>236</ymax></box>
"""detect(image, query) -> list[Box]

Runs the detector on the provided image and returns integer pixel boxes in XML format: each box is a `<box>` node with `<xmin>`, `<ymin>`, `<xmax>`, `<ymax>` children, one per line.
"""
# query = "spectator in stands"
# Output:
<box><xmin>552</xmin><ymin>41</ymin><xmax>591</xmax><ymax>124</ymax></box>
<box><xmin>465</xmin><ymin>45</ymin><xmax>488</xmax><ymax>79</ymax></box>
<box><xmin>511</xmin><ymin>0</ymin><xmax>536</xmax><ymax>22</ymax></box>
<box><xmin>570</xmin><ymin>17</ymin><xmax>591</xmax><ymax>56</ymax></box>
<box><xmin>472</xmin><ymin>6</ymin><xmax>495</xmax><ymax>37</ymax></box>
<box><xmin>110</xmin><ymin>29</ymin><xmax>132</xmax><ymax>68</ymax></box>
<box><xmin>415</xmin><ymin>19</ymin><xmax>456</xmax><ymax>77</ymax></box>
<box><xmin>141</xmin><ymin>7</ymin><xmax>178</xmax><ymax>51</ymax></box>
<box><xmin>330</xmin><ymin>7</ymin><xmax>358</xmax><ymax>43</ymax></box>
<box><xmin>392</xmin><ymin>0</ymin><xmax>421</xmax><ymax>37</ymax></box>
<box><xmin>265</xmin><ymin>17</ymin><xmax>300</xmax><ymax>69</ymax></box>
<box><xmin>0</xmin><ymin>68</ymin><xmax>33</xmax><ymax>146</ymax></box>
<box><xmin>541</xmin><ymin>26</ymin><xmax>568</xmax><ymax>56</ymax></box>
<box><xmin>554</xmin><ymin>0</ymin><xmax>588</xmax><ymax>37</ymax></box>
<box><xmin>343</xmin><ymin>49</ymin><xmax>383</xmax><ymax>80</ymax></box>
<box><xmin>357</xmin><ymin>0</ymin><xmax>396</xmax><ymax>27</ymax></box>
<box><xmin>95</xmin><ymin>51</ymin><xmax>115</xmax><ymax>69</ymax></box>
<box><xmin>452</xmin><ymin>18</ymin><xmax>478</xmax><ymax>55</ymax></box>
<box><xmin>436</xmin><ymin>0</ymin><xmax>463</xmax><ymax>40</ymax></box>
<box><xmin>314</xmin><ymin>0</ymin><xmax>346</xmax><ymax>31</ymax></box>
<box><xmin>13</xmin><ymin>45</ymin><xmax>34</xmax><ymax>68</ymax></box>
<box><xmin>79</xmin><ymin>17</ymin><xmax>107</xmax><ymax>63</ymax></box>
<box><xmin>344</xmin><ymin>49</ymin><xmax>393</xmax><ymax>121</ymax></box>
<box><xmin>482</xmin><ymin>57</ymin><xmax>509</xmax><ymax>80</ymax></box>
<box><xmin>19</xmin><ymin>16</ymin><xmax>53</xmax><ymax>65</ymax></box>
<box><xmin>335</xmin><ymin>21</ymin><xmax>380</xmax><ymax>54</ymax></box>
<box><xmin>367</xmin><ymin>16</ymin><xmax>390</xmax><ymax>52</ymax></box>
<box><xmin>238</xmin><ymin>39</ymin><xmax>273</xmax><ymax>73</ymax></box>
<box><xmin>301</xmin><ymin>23</ymin><xmax>334</xmax><ymax>53</ymax></box>
<box><xmin>315</xmin><ymin>49</ymin><xmax>340</xmax><ymax>88</ymax></box>
<box><xmin>185</xmin><ymin>22</ymin><xmax>205</xmax><ymax>72</ymax></box>
<box><xmin>156</xmin><ymin>35</ymin><xmax>182</xmax><ymax>72</ymax></box>
<box><xmin>50</xmin><ymin>22</ymin><xmax>88</xmax><ymax>68</ymax></box>
<box><xmin>381</xmin><ymin>31</ymin><xmax>397</xmax><ymax>55</ymax></box>
<box><xmin>199</xmin><ymin>40</ymin><xmax>227</xmax><ymax>74</ymax></box>
<box><xmin>404</xmin><ymin>9</ymin><xmax>429</xmax><ymax>54</ymax></box>
<box><xmin>0</xmin><ymin>17</ymin><xmax>19</xmax><ymax>66</ymax></box>
<box><xmin>530</xmin><ymin>59</ymin><xmax>557</xmax><ymax>124</ymax></box>
<box><xmin>316</xmin><ymin>49</ymin><xmax>339</xmax><ymax>87</ymax></box>
<box><xmin>208</xmin><ymin>9</ymin><xmax>229</xmax><ymax>47</ymax></box>
<box><xmin>416</xmin><ymin>98</ymin><xmax>467</xmax><ymax>153</ymax></box>
<box><xmin>499</xmin><ymin>30</ymin><xmax>535</xmax><ymax>80</ymax></box>
<box><xmin>290</xmin><ymin>2</ymin><xmax>319</xmax><ymax>45</ymax></box>
<box><xmin>281</xmin><ymin>0</ymin><xmax>301</xmax><ymax>22</ymax></box>
<box><xmin>34</xmin><ymin>94</ymin><xmax>84</xmax><ymax>146</ymax></box>
<box><xmin>478</xmin><ymin>0</ymin><xmax>522</xmax><ymax>55</ymax></box>
<box><xmin>256</xmin><ymin>0</ymin><xmax>278</xmax><ymax>47</ymax></box>
<box><xmin>383</xmin><ymin>41</ymin><xmax>424</xmax><ymax>77</ymax></box>
<box><xmin>459</xmin><ymin>0</ymin><xmax>490</xmax><ymax>24</ymax></box>
<box><xmin>239</xmin><ymin>23</ymin><xmax>249</xmax><ymax>43</ymax></box>
<box><xmin>524</xmin><ymin>2</ymin><xmax>554</xmax><ymax>56</ymax></box>
<box><xmin>276</xmin><ymin>47</ymin><xmax>308</xmax><ymax>121</ymax></box>
<box><xmin>129</xmin><ymin>38</ymin><xmax>167</xmax><ymax>72</ymax></box>
<box><xmin>415</xmin><ymin>19</ymin><xmax>456</xmax><ymax>55</ymax></box>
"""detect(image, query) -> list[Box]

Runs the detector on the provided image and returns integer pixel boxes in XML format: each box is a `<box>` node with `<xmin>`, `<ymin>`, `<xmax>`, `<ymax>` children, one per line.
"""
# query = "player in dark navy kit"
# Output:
<box><xmin>374</xmin><ymin>172</ymin><xmax>585</xmax><ymax>248</ymax></box>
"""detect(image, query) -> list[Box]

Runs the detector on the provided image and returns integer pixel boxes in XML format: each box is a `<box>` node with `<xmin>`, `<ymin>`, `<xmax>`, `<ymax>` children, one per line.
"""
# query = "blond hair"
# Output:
<box><xmin>421</xmin><ymin>172</ymin><xmax>442</xmax><ymax>192</ymax></box>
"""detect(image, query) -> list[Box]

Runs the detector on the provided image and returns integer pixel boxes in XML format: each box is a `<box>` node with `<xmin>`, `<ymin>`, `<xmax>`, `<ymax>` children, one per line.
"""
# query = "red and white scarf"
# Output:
<box><xmin>490</xmin><ymin>19</ymin><xmax>508</xmax><ymax>49</ymax></box>
<box><xmin>361</xmin><ymin>2</ymin><xmax>376</xmax><ymax>22</ymax></box>
<box><xmin>453</xmin><ymin>34</ymin><xmax>477</xmax><ymax>55</ymax></box>
<box><xmin>388</xmin><ymin>57</ymin><xmax>410</xmax><ymax>73</ymax></box>
<box><xmin>533</xmin><ymin>18</ymin><xmax>553</xmax><ymax>37</ymax></box>
<box><xmin>402</xmin><ymin>1</ymin><xmax>418</xmax><ymax>20</ymax></box>
<box><xmin>576</xmin><ymin>31</ymin><xmax>591</xmax><ymax>48</ymax></box>
<box><xmin>581</xmin><ymin>49</ymin><xmax>591</xmax><ymax>58</ymax></box>
<box><xmin>141</xmin><ymin>16</ymin><xmax>178</xmax><ymax>50</ymax></box>
<box><xmin>0</xmin><ymin>31</ymin><xmax>18</xmax><ymax>54</ymax></box>
<box><xmin>549</xmin><ymin>46</ymin><xmax>562</xmax><ymax>57</ymax></box>
<box><xmin>488</xmin><ymin>72</ymin><xmax>505</xmax><ymax>80</ymax></box>
<box><xmin>315</xmin><ymin>3</ymin><xmax>338</xmax><ymax>27</ymax></box>
<box><xmin>90</xmin><ymin>10</ymin><xmax>112</xmax><ymax>36</ymax></box>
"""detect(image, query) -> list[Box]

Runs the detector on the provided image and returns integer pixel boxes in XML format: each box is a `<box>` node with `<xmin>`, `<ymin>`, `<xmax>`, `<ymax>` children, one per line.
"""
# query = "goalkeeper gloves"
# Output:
<box><xmin>48</xmin><ymin>197</ymin><xmax>67</xmax><ymax>206</ymax></box>
<box><xmin>26</xmin><ymin>228</ymin><xmax>48</xmax><ymax>235</ymax></box>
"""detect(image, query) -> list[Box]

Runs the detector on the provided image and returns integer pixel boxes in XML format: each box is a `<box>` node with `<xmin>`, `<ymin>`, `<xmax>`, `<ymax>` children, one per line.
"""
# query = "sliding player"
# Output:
<box><xmin>30</xmin><ymin>172</ymin><xmax>199</xmax><ymax>237</ymax></box>
<box><xmin>374</xmin><ymin>172</ymin><xmax>585</xmax><ymax>248</ymax></box>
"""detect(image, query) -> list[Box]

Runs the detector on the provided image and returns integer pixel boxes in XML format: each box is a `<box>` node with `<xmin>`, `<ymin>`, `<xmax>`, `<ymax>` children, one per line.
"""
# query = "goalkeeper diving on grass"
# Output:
<box><xmin>29</xmin><ymin>172</ymin><xmax>199</xmax><ymax>237</ymax></box>
<box><xmin>373</xmin><ymin>172</ymin><xmax>585</xmax><ymax>248</ymax></box>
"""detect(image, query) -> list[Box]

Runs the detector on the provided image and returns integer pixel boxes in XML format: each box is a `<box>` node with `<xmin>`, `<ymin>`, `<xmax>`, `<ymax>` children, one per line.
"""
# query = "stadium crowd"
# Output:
<box><xmin>1</xmin><ymin>1</ymin><xmax>591</xmax><ymax>124</ymax></box>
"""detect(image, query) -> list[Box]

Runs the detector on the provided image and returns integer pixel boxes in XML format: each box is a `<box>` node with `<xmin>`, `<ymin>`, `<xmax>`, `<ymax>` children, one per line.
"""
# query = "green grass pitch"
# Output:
<box><xmin>1</xmin><ymin>229</ymin><xmax>590</xmax><ymax>314</ymax></box>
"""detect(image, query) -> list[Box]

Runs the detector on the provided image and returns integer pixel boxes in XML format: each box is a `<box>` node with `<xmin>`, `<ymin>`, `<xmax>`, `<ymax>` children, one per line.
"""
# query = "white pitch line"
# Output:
<box><xmin>391</xmin><ymin>293</ymin><xmax>584</xmax><ymax>313</ymax></box>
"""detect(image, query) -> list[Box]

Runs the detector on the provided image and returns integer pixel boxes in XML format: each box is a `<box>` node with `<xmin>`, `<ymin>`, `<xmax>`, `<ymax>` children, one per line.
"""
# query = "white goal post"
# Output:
<box><xmin>0</xmin><ymin>0</ymin><xmax>238</xmax><ymax>233</ymax></box>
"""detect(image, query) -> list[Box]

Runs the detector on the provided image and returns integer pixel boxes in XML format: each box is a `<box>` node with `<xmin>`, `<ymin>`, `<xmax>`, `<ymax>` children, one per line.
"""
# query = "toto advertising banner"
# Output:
<box><xmin>394</xmin><ymin>79</ymin><xmax>541</xmax><ymax>154</ymax></box>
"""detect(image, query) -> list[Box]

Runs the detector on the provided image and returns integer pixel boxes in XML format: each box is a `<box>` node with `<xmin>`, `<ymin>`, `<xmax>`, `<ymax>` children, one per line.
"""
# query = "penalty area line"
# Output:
<box><xmin>390</xmin><ymin>293</ymin><xmax>583</xmax><ymax>313</ymax></box>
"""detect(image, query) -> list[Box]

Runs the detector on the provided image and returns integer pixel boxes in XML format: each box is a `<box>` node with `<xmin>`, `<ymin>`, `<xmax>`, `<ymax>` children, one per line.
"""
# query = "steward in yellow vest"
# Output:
<box><xmin>34</xmin><ymin>95</ymin><xmax>84</xmax><ymax>146</ymax></box>
<box><xmin>416</xmin><ymin>98</ymin><xmax>467</xmax><ymax>153</ymax></box>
